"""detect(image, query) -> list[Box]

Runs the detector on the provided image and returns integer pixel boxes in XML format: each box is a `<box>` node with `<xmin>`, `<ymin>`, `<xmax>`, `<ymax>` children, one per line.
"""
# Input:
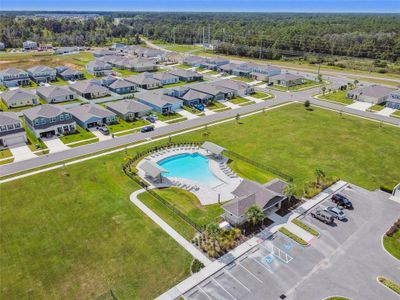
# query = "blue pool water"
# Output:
<box><xmin>158</xmin><ymin>153</ymin><xmax>223</xmax><ymax>187</ymax></box>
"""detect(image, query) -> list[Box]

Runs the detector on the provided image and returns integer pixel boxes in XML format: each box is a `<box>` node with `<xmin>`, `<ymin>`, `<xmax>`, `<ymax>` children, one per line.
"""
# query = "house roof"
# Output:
<box><xmin>68</xmin><ymin>104</ymin><xmax>115</xmax><ymax>122</ymax></box>
<box><xmin>1</xmin><ymin>88</ymin><xmax>36</xmax><ymax>104</ymax></box>
<box><xmin>180</xmin><ymin>89</ymin><xmax>211</xmax><ymax>101</ymax></box>
<box><xmin>125</xmin><ymin>74</ymin><xmax>160</xmax><ymax>86</ymax></box>
<box><xmin>136</xmin><ymin>91</ymin><xmax>182</xmax><ymax>107</ymax></box>
<box><xmin>350</xmin><ymin>85</ymin><xmax>394</xmax><ymax>99</ymax></box>
<box><xmin>36</xmin><ymin>86</ymin><xmax>74</xmax><ymax>98</ymax></box>
<box><xmin>222</xmin><ymin>179</ymin><xmax>287</xmax><ymax>217</ymax></box>
<box><xmin>219</xmin><ymin>63</ymin><xmax>239</xmax><ymax>71</ymax></box>
<box><xmin>0</xmin><ymin>68</ymin><xmax>28</xmax><ymax>76</ymax></box>
<box><xmin>168</xmin><ymin>69</ymin><xmax>202</xmax><ymax>78</ymax></box>
<box><xmin>201</xmin><ymin>141</ymin><xmax>225</xmax><ymax>155</ymax></box>
<box><xmin>269</xmin><ymin>73</ymin><xmax>304</xmax><ymax>81</ymax></box>
<box><xmin>152</xmin><ymin>72</ymin><xmax>179</xmax><ymax>81</ymax></box>
<box><xmin>190</xmin><ymin>82</ymin><xmax>232</xmax><ymax>96</ymax></box>
<box><xmin>27</xmin><ymin>65</ymin><xmax>55</xmax><ymax>73</ymax></box>
<box><xmin>59</xmin><ymin>67</ymin><xmax>83</xmax><ymax>76</ymax></box>
<box><xmin>214</xmin><ymin>79</ymin><xmax>250</xmax><ymax>91</ymax></box>
<box><xmin>86</xmin><ymin>60</ymin><xmax>112</xmax><ymax>69</ymax></box>
<box><xmin>0</xmin><ymin>112</ymin><xmax>21</xmax><ymax>126</ymax></box>
<box><xmin>106</xmin><ymin>99</ymin><xmax>152</xmax><ymax>114</ymax></box>
<box><xmin>108</xmin><ymin>79</ymin><xmax>135</xmax><ymax>89</ymax></box>
<box><xmin>70</xmin><ymin>80</ymin><xmax>110</xmax><ymax>94</ymax></box>
<box><xmin>24</xmin><ymin>104</ymin><xmax>69</xmax><ymax>120</ymax></box>
<box><xmin>141</xmin><ymin>161</ymin><xmax>168</xmax><ymax>178</ymax></box>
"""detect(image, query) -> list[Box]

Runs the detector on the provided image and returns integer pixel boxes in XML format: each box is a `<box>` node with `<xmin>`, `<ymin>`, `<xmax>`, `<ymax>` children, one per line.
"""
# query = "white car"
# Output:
<box><xmin>326</xmin><ymin>206</ymin><xmax>346</xmax><ymax>220</ymax></box>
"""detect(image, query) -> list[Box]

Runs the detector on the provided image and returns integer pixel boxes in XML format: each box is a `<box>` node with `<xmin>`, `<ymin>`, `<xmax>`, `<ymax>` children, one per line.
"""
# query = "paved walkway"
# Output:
<box><xmin>346</xmin><ymin>101</ymin><xmax>374</xmax><ymax>111</ymax></box>
<box><xmin>284</xmin><ymin>221</ymin><xmax>315</xmax><ymax>243</ymax></box>
<box><xmin>9</xmin><ymin>144</ymin><xmax>37</xmax><ymax>162</ymax></box>
<box><xmin>244</xmin><ymin>95</ymin><xmax>264</xmax><ymax>103</ymax></box>
<box><xmin>223</xmin><ymin>101</ymin><xmax>240</xmax><ymax>109</ymax></box>
<box><xmin>176</xmin><ymin>109</ymin><xmax>199</xmax><ymax>120</ymax></box>
<box><xmin>42</xmin><ymin>137</ymin><xmax>70</xmax><ymax>153</ymax></box>
<box><xmin>376</xmin><ymin>107</ymin><xmax>396</xmax><ymax>117</ymax></box>
<box><xmin>203</xmin><ymin>108</ymin><xmax>216</xmax><ymax>115</ymax></box>
<box><xmin>129</xmin><ymin>189</ymin><xmax>211</xmax><ymax>266</ymax></box>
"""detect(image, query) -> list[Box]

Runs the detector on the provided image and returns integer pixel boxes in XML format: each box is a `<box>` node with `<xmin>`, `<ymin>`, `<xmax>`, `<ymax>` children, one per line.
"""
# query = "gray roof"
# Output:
<box><xmin>68</xmin><ymin>104</ymin><xmax>115</xmax><ymax>122</ymax></box>
<box><xmin>213</xmin><ymin>79</ymin><xmax>250</xmax><ymax>91</ymax></box>
<box><xmin>141</xmin><ymin>161</ymin><xmax>168</xmax><ymax>178</ymax></box>
<box><xmin>70</xmin><ymin>80</ymin><xmax>110</xmax><ymax>94</ymax></box>
<box><xmin>181</xmin><ymin>89</ymin><xmax>211</xmax><ymax>101</ymax></box>
<box><xmin>86</xmin><ymin>60</ymin><xmax>112</xmax><ymax>69</ymax></box>
<box><xmin>36</xmin><ymin>86</ymin><xmax>74</xmax><ymax>98</ymax></box>
<box><xmin>219</xmin><ymin>63</ymin><xmax>239</xmax><ymax>71</ymax></box>
<box><xmin>263</xmin><ymin>178</ymin><xmax>288</xmax><ymax>194</ymax></box>
<box><xmin>0</xmin><ymin>68</ymin><xmax>28</xmax><ymax>76</ymax></box>
<box><xmin>223</xmin><ymin>179</ymin><xmax>286</xmax><ymax>217</ymax></box>
<box><xmin>169</xmin><ymin>69</ymin><xmax>202</xmax><ymax>78</ymax></box>
<box><xmin>136</xmin><ymin>91</ymin><xmax>182</xmax><ymax>107</ymax></box>
<box><xmin>269</xmin><ymin>73</ymin><xmax>304</xmax><ymax>81</ymax></box>
<box><xmin>24</xmin><ymin>104</ymin><xmax>69</xmax><ymax>120</ymax></box>
<box><xmin>108</xmin><ymin>79</ymin><xmax>135</xmax><ymax>89</ymax></box>
<box><xmin>27</xmin><ymin>65</ymin><xmax>55</xmax><ymax>73</ymax></box>
<box><xmin>201</xmin><ymin>141</ymin><xmax>225</xmax><ymax>155</ymax></box>
<box><xmin>106</xmin><ymin>99</ymin><xmax>152</xmax><ymax>115</ymax></box>
<box><xmin>152</xmin><ymin>72</ymin><xmax>179</xmax><ymax>81</ymax></box>
<box><xmin>0</xmin><ymin>112</ymin><xmax>21</xmax><ymax>126</ymax></box>
<box><xmin>1</xmin><ymin>88</ymin><xmax>36</xmax><ymax>105</ymax></box>
<box><xmin>59</xmin><ymin>67</ymin><xmax>83</xmax><ymax>76</ymax></box>
<box><xmin>190</xmin><ymin>82</ymin><xmax>232</xmax><ymax>96</ymax></box>
<box><xmin>350</xmin><ymin>85</ymin><xmax>394</xmax><ymax>99</ymax></box>
<box><xmin>125</xmin><ymin>74</ymin><xmax>161</xmax><ymax>86</ymax></box>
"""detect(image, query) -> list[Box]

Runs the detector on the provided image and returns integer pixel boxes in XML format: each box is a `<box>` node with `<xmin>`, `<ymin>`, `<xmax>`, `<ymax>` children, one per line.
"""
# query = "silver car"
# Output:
<box><xmin>326</xmin><ymin>206</ymin><xmax>346</xmax><ymax>220</ymax></box>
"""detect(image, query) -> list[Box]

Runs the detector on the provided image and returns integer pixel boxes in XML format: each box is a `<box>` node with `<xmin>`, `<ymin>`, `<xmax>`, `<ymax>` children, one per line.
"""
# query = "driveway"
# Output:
<box><xmin>89</xmin><ymin>129</ymin><xmax>113</xmax><ymax>142</ymax></box>
<box><xmin>346</xmin><ymin>101</ymin><xmax>374</xmax><ymax>111</ymax></box>
<box><xmin>176</xmin><ymin>109</ymin><xmax>199</xmax><ymax>120</ymax></box>
<box><xmin>42</xmin><ymin>137</ymin><xmax>70</xmax><ymax>153</ymax></box>
<box><xmin>183</xmin><ymin>185</ymin><xmax>400</xmax><ymax>300</ymax></box>
<box><xmin>9</xmin><ymin>144</ymin><xmax>37</xmax><ymax>162</ymax></box>
<box><xmin>376</xmin><ymin>107</ymin><xmax>396</xmax><ymax>117</ymax></box>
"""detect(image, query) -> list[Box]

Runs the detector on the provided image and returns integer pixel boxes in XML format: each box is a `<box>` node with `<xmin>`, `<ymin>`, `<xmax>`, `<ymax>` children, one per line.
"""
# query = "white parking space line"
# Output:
<box><xmin>260</xmin><ymin>242</ymin><xmax>293</xmax><ymax>264</ymax></box>
<box><xmin>211</xmin><ymin>278</ymin><xmax>237</xmax><ymax>300</ymax></box>
<box><xmin>236</xmin><ymin>261</ymin><xmax>264</xmax><ymax>283</ymax></box>
<box><xmin>224</xmin><ymin>270</ymin><xmax>251</xmax><ymax>292</ymax></box>
<box><xmin>251</xmin><ymin>257</ymin><xmax>274</xmax><ymax>274</ymax></box>
<box><xmin>197</xmin><ymin>286</ymin><xmax>213</xmax><ymax>300</ymax></box>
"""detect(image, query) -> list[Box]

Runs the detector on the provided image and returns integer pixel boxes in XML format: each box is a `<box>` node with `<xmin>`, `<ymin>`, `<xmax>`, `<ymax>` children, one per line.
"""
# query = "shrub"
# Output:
<box><xmin>279</xmin><ymin>227</ymin><xmax>308</xmax><ymax>246</ymax></box>
<box><xmin>191</xmin><ymin>259</ymin><xmax>205</xmax><ymax>273</ymax></box>
<box><xmin>292</xmin><ymin>219</ymin><xmax>319</xmax><ymax>236</ymax></box>
<box><xmin>380</xmin><ymin>185</ymin><xmax>393</xmax><ymax>194</ymax></box>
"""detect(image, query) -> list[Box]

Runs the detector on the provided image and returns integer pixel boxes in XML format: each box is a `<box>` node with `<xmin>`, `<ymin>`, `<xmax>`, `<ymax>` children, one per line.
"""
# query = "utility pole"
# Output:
<box><xmin>202</xmin><ymin>27</ymin><xmax>205</xmax><ymax>47</ymax></box>
<box><xmin>173</xmin><ymin>27</ymin><xmax>176</xmax><ymax>44</ymax></box>
<box><xmin>222</xmin><ymin>28</ymin><xmax>225</xmax><ymax>43</ymax></box>
<box><xmin>259</xmin><ymin>36</ymin><xmax>263</xmax><ymax>59</ymax></box>
<box><xmin>208</xmin><ymin>24</ymin><xmax>211</xmax><ymax>44</ymax></box>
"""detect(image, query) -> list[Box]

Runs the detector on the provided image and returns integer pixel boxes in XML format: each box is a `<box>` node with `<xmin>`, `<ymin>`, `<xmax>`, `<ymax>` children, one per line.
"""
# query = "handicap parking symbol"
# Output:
<box><xmin>265</xmin><ymin>255</ymin><xmax>273</xmax><ymax>264</ymax></box>
<box><xmin>284</xmin><ymin>243</ymin><xmax>292</xmax><ymax>251</ymax></box>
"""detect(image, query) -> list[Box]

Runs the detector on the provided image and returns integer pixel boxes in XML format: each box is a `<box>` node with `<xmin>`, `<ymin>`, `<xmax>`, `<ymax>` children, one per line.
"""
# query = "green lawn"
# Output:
<box><xmin>288</xmin><ymin>79</ymin><xmax>323</xmax><ymax>91</ymax></box>
<box><xmin>233</xmin><ymin>76</ymin><xmax>254</xmax><ymax>83</ymax></box>
<box><xmin>205</xmin><ymin>70</ymin><xmax>220</xmax><ymax>75</ymax></box>
<box><xmin>230</xmin><ymin>97</ymin><xmax>251</xmax><ymax>105</ymax></box>
<box><xmin>0</xmin><ymin>148</ymin><xmax>13</xmax><ymax>159</ymax></box>
<box><xmin>151</xmin><ymin>41</ymin><xmax>201</xmax><ymax>53</ymax></box>
<box><xmin>206</xmin><ymin>101</ymin><xmax>227</xmax><ymax>111</ymax></box>
<box><xmin>368</xmin><ymin>103</ymin><xmax>386</xmax><ymax>112</ymax></box>
<box><xmin>51</xmin><ymin>77</ymin><xmax>69</xmax><ymax>86</ymax></box>
<box><xmin>20</xmin><ymin>117</ymin><xmax>48</xmax><ymax>151</ymax></box>
<box><xmin>107</xmin><ymin>118</ymin><xmax>150</xmax><ymax>133</ymax></box>
<box><xmin>319</xmin><ymin>90</ymin><xmax>354</xmax><ymax>105</ymax></box>
<box><xmin>166</xmin><ymin>117</ymin><xmax>188</xmax><ymax>124</ymax></box>
<box><xmin>173</xmin><ymin>64</ymin><xmax>192</xmax><ymax>70</ymax></box>
<box><xmin>154</xmin><ymin>112</ymin><xmax>184</xmax><ymax>121</ymax></box>
<box><xmin>251</xmin><ymin>91</ymin><xmax>272</xmax><ymax>99</ymax></box>
<box><xmin>227</xmin><ymin>157</ymin><xmax>278</xmax><ymax>184</ymax></box>
<box><xmin>59</xmin><ymin>125</ymin><xmax>96</xmax><ymax>144</ymax></box>
<box><xmin>391</xmin><ymin>110</ymin><xmax>400</xmax><ymax>118</ymax></box>
<box><xmin>383</xmin><ymin>230</ymin><xmax>400</xmax><ymax>260</ymax></box>
<box><xmin>162</xmin><ymin>81</ymin><xmax>189</xmax><ymax>88</ymax></box>
<box><xmin>0</xmin><ymin>151</ymin><xmax>192</xmax><ymax>299</ymax></box>
<box><xmin>112</xmin><ymin>67</ymin><xmax>139</xmax><ymax>77</ymax></box>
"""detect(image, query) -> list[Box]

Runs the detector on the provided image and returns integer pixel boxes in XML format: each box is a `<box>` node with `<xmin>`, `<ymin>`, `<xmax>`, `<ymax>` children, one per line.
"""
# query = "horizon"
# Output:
<box><xmin>1</xmin><ymin>0</ymin><xmax>399</xmax><ymax>13</ymax></box>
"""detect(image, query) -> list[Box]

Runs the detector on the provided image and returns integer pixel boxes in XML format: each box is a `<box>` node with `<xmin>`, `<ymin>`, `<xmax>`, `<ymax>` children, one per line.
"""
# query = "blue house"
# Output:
<box><xmin>135</xmin><ymin>91</ymin><xmax>183</xmax><ymax>114</ymax></box>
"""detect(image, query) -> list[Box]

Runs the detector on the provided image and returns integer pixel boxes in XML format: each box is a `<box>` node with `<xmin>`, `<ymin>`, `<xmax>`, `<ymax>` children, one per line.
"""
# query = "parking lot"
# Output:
<box><xmin>184</xmin><ymin>185</ymin><xmax>400</xmax><ymax>300</ymax></box>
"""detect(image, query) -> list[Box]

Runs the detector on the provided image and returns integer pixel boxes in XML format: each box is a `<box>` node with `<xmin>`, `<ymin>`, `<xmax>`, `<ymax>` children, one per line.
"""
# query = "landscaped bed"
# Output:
<box><xmin>377</xmin><ymin>276</ymin><xmax>400</xmax><ymax>295</ymax></box>
<box><xmin>279</xmin><ymin>227</ymin><xmax>308</xmax><ymax>246</ymax></box>
<box><xmin>292</xmin><ymin>219</ymin><xmax>320</xmax><ymax>236</ymax></box>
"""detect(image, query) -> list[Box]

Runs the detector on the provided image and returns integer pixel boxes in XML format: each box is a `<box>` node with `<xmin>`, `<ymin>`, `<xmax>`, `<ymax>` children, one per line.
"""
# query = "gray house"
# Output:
<box><xmin>36</xmin><ymin>86</ymin><xmax>76</xmax><ymax>104</ymax></box>
<box><xmin>1</xmin><ymin>88</ymin><xmax>38</xmax><ymax>108</ymax></box>
<box><xmin>125</xmin><ymin>73</ymin><xmax>162</xmax><ymax>90</ymax></box>
<box><xmin>136</xmin><ymin>91</ymin><xmax>183</xmax><ymax>114</ymax></box>
<box><xmin>85</xmin><ymin>60</ymin><xmax>113</xmax><ymax>77</ymax></box>
<box><xmin>23</xmin><ymin>40</ymin><xmax>38</xmax><ymax>50</ymax></box>
<box><xmin>56</xmin><ymin>66</ymin><xmax>85</xmax><ymax>81</ymax></box>
<box><xmin>0</xmin><ymin>68</ymin><xmax>30</xmax><ymax>87</ymax></box>
<box><xmin>68</xmin><ymin>104</ymin><xmax>116</xmax><ymax>129</ymax></box>
<box><xmin>23</xmin><ymin>104</ymin><xmax>76</xmax><ymax>138</ymax></box>
<box><xmin>0</xmin><ymin>112</ymin><xmax>27</xmax><ymax>147</ymax></box>
<box><xmin>386</xmin><ymin>90</ymin><xmax>400</xmax><ymax>109</ymax></box>
<box><xmin>269</xmin><ymin>73</ymin><xmax>305</xmax><ymax>87</ymax></box>
<box><xmin>107</xmin><ymin>79</ymin><xmax>136</xmax><ymax>94</ymax></box>
<box><xmin>106</xmin><ymin>100</ymin><xmax>153</xmax><ymax>121</ymax></box>
<box><xmin>180</xmin><ymin>89</ymin><xmax>213</xmax><ymax>106</ymax></box>
<box><xmin>347</xmin><ymin>85</ymin><xmax>394</xmax><ymax>104</ymax></box>
<box><xmin>27</xmin><ymin>65</ymin><xmax>57</xmax><ymax>83</ymax></box>
<box><xmin>69</xmin><ymin>80</ymin><xmax>110</xmax><ymax>99</ymax></box>
<box><xmin>222</xmin><ymin>178</ymin><xmax>288</xmax><ymax>226</ymax></box>
<box><xmin>168</xmin><ymin>69</ymin><xmax>203</xmax><ymax>82</ymax></box>
<box><xmin>213</xmin><ymin>79</ymin><xmax>254</xmax><ymax>96</ymax></box>
<box><xmin>152</xmin><ymin>72</ymin><xmax>179</xmax><ymax>85</ymax></box>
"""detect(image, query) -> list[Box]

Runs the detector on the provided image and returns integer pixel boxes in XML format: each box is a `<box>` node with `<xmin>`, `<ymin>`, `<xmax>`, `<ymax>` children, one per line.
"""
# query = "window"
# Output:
<box><xmin>35</xmin><ymin>119</ymin><xmax>40</xmax><ymax>125</ymax></box>
<box><xmin>14</xmin><ymin>123</ymin><xmax>21</xmax><ymax>129</ymax></box>
<box><xmin>41</xmin><ymin>119</ymin><xmax>46</xmax><ymax>125</ymax></box>
<box><xmin>7</xmin><ymin>124</ymin><xmax>14</xmax><ymax>130</ymax></box>
<box><xmin>0</xmin><ymin>126</ymin><xmax>6</xmax><ymax>132</ymax></box>
<box><xmin>65</xmin><ymin>114</ymin><xmax>70</xmax><ymax>120</ymax></box>
<box><xmin>50</xmin><ymin>117</ymin><xmax>56</xmax><ymax>123</ymax></box>
<box><xmin>59</xmin><ymin>115</ymin><xmax>64</xmax><ymax>121</ymax></box>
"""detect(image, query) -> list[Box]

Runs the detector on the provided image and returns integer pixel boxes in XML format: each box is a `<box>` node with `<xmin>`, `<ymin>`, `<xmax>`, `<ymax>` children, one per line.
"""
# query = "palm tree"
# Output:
<box><xmin>283</xmin><ymin>183</ymin><xmax>297</xmax><ymax>204</ymax></box>
<box><xmin>321</xmin><ymin>86</ymin><xmax>326</xmax><ymax>95</ymax></box>
<box><xmin>206</xmin><ymin>223</ymin><xmax>221</xmax><ymax>250</ymax></box>
<box><xmin>245</xmin><ymin>205</ymin><xmax>265</xmax><ymax>227</ymax></box>
<box><xmin>353</xmin><ymin>79</ymin><xmax>359</xmax><ymax>88</ymax></box>
<box><xmin>315</xmin><ymin>169</ymin><xmax>326</xmax><ymax>186</ymax></box>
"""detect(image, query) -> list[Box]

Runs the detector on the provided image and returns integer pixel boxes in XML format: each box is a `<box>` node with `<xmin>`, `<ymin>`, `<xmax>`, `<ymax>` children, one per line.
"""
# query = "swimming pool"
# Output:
<box><xmin>158</xmin><ymin>153</ymin><xmax>223</xmax><ymax>187</ymax></box>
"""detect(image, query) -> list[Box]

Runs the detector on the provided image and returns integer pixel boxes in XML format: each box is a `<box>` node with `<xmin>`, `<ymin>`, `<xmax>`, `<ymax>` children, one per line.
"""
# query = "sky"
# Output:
<box><xmin>1</xmin><ymin>0</ymin><xmax>399</xmax><ymax>12</ymax></box>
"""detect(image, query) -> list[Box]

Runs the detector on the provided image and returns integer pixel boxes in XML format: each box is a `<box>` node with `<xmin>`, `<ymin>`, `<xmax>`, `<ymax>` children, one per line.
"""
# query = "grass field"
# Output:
<box><xmin>318</xmin><ymin>90</ymin><xmax>354</xmax><ymax>105</ymax></box>
<box><xmin>269</xmin><ymin>80</ymin><xmax>322</xmax><ymax>92</ymax></box>
<box><xmin>107</xmin><ymin>118</ymin><xmax>150</xmax><ymax>133</ymax></box>
<box><xmin>0</xmin><ymin>151</ymin><xmax>192</xmax><ymax>299</ymax></box>
<box><xmin>383</xmin><ymin>230</ymin><xmax>400</xmax><ymax>260</ymax></box>
<box><xmin>150</xmin><ymin>41</ymin><xmax>201</xmax><ymax>53</ymax></box>
<box><xmin>0</xmin><ymin>52</ymin><xmax>94</xmax><ymax>71</ymax></box>
<box><xmin>154</xmin><ymin>112</ymin><xmax>184</xmax><ymax>121</ymax></box>
<box><xmin>59</xmin><ymin>125</ymin><xmax>96</xmax><ymax>144</ymax></box>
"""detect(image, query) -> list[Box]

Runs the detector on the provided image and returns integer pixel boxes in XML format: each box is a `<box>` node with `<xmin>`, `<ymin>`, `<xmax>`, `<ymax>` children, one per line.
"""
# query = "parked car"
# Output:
<box><xmin>97</xmin><ymin>125</ymin><xmax>109</xmax><ymax>135</ymax></box>
<box><xmin>332</xmin><ymin>193</ymin><xmax>353</xmax><ymax>209</ymax></box>
<box><xmin>326</xmin><ymin>206</ymin><xmax>346</xmax><ymax>221</ymax></box>
<box><xmin>311</xmin><ymin>209</ymin><xmax>334</xmax><ymax>224</ymax></box>
<box><xmin>145</xmin><ymin>116</ymin><xmax>156</xmax><ymax>123</ymax></box>
<box><xmin>149</xmin><ymin>114</ymin><xmax>158</xmax><ymax>120</ymax></box>
<box><xmin>141</xmin><ymin>125</ymin><xmax>154</xmax><ymax>133</ymax></box>
<box><xmin>194</xmin><ymin>104</ymin><xmax>205</xmax><ymax>111</ymax></box>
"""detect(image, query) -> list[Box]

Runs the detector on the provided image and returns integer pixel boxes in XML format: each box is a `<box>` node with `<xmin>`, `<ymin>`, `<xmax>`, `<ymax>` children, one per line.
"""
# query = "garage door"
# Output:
<box><xmin>5</xmin><ymin>135</ymin><xmax>26</xmax><ymax>147</ymax></box>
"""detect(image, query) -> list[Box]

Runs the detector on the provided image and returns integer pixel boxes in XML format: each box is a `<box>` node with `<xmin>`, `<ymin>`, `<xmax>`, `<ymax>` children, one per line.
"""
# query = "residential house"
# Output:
<box><xmin>93</xmin><ymin>49</ymin><xmax>120</xmax><ymax>58</ymax></box>
<box><xmin>222</xmin><ymin>178</ymin><xmax>288</xmax><ymax>226</ymax></box>
<box><xmin>0</xmin><ymin>68</ymin><xmax>30</xmax><ymax>87</ymax></box>
<box><xmin>151</xmin><ymin>72</ymin><xmax>179</xmax><ymax>85</ymax></box>
<box><xmin>165</xmin><ymin>52</ymin><xmax>184</xmax><ymax>64</ymax></box>
<box><xmin>106</xmin><ymin>100</ymin><xmax>153</xmax><ymax>121</ymax></box>
<box><xmin>218</xmin><ymin>63</ymin><xmax>240</xmax><ymax>74</ymax></box>
<box><xmin>54</xmin><ymin>46</ymin><xmax>79</xmax><ymax>55</ymax></box>
<box><xmin>68</xmin><ymin>104</ymin><xmax>116</xmax><ymax>129</ymax></box>
<box><xmin>27</xmin><ymin>65</ymin><xmax>57</xmax><ymax>83</ymax></box>
<box><xmin>36</xmin><ymin>86</ymin><xmax>76</xmax><ymax>104</ymax></box>
<box><xmin>0</xmin><ymin>42</ymin><xmax>5</xmax><ymax>51</ymax></box>
<box><xmin>38</xmin><ymin>44</ymin><xmax>53</xmax><ymax>51</ymax></box>
<box><xmin>116</xmin><ymin>58</ymin><xmax>158</xmax><ymax>72</ymax></box>
<box><xmin>23</xmin><ymin>104</ymin><xmax>76</xmax><ymax>138</ymax></box>
<box><xmin>386</xmin><ymin>90</ymin><xmax>400</xmax><ymax>109</ymax></box>
<box><xmin>0</xmin><ymin>112</ymin><xmax>27</xmax><ymax>147</ymax></box>
<box><xmin>179</xmin><ymin>89</ymin><xmax>213</xmax><ymax>106</ymax></box>
<box><xmin>85</xmin><ymin>60</ymin><xmax>113</xmax><ymax>77</ymax></box>
<box><xmin>199</xmin><ymin>57</ymin><xmax>230</xmax><ymax>70</ymax></box>
<box><xmin>269</xmin><ymin>73</ymin><xmax>305</xmax><ymax>87</ymax></box>
<box><xmin>125</xmin><ymin>73</ymin><xmax>162</xmax><ymax>90</ymax></box>
<box><xmin>69</xmin><ymin>80</ymin><xmax>110</xmax><ymax>99</ymax></box>
<box><xmin>213</xmin><ymin>79</ymin><xmax>254</xmax><ymax>97</ymax></box>
<box><xmin>189</xmin><ymin>82</ymin><xmax>235</xmax><ymax>101</ymax></box>
<box><xmin>23</xmin><ymin>40</ymin><xmax>38</xmax><ymax>50</ymax></box>
<box><xmin>183</xmin><ymin>56</ymin><xmax>207</xmax><ymax>67</ymax></box>
<box><xmin>56</xmin><ymin>66</ymin><xmax>85</xmax><ymax>81</ymax></box>
<box><xmin>347</xmin><ymin>85</ymin><xmax>394</xmax><ymax>104</ymax></box>
<box><xmin>1</xmin><ymin>88</ymin><xmax>38</xmax><ymax>108</ymax></box>
<box><xmin>111</xmin><ymin>43</ymin><xmax>126</xmax><ymax>51</ymax></box>
<box><xmin>135</xmin><ymin>48</ymin><xmax>166</xmax><ymax>61</ymax></box>
<box><xmin>168</xmin><ymin>69</ymin><xmax>203</xmax><ymax>82</ymax></box>
<box><xmin>232</xmin><ymin>62</ymin><xmax>281</xmax><ymax>79</ymax></box>
<box><xmin>107</xmin><ymin>78</ymin><xmax>136</xmax><ymax>94</ymax></box>
<box><xmin>135</xmin><ymin>91</ymin><xmax>183</xmax><ymax>114</ymax></box>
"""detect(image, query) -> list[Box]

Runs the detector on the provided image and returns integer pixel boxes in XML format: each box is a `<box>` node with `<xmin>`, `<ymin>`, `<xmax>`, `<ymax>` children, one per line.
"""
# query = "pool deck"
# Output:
<box><xmin>136</xmin><ymin>147</ymin><xmax>243</xmax><ymax>205</ymax></box>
